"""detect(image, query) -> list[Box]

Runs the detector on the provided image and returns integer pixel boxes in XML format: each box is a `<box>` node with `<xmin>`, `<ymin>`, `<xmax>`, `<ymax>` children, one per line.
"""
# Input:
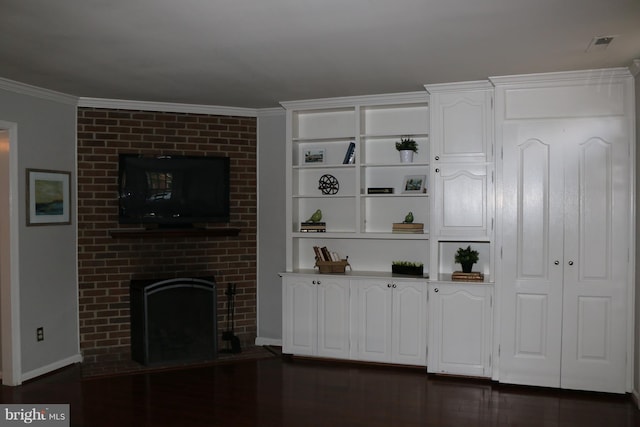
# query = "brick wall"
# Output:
<box><xmin>77</xmin><ymin>108</ymin><xmax>257</xmax><ymax>367</ymax></box>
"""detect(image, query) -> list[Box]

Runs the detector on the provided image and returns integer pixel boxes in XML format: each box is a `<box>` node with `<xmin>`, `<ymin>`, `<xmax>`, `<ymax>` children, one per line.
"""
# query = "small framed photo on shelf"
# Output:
<box><xmin>402</xmin><ymin>175</ymin><xmax>426</xmax><ymax>194</ymax></box>
<box><xmin>26</xmin><ymin>168</ymin><xmax>72</xmax><ymax>226</ymax></box>
<box><xmin>303</xmin><ymin>148</ymin><xmax>325</xmax><ymax>164</ymax></box>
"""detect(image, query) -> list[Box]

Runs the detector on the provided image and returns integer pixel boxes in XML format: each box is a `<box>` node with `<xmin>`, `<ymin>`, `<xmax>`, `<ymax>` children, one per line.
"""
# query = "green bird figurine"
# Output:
<box><xmin>404</xmin><ymin>211</ymin><xmax>414</xmax><ymax>223</ymax></box>
<box><xmin>307</xmin><ymin>209</ymin><xmax>322</xmax><ymax>223</ymax></box>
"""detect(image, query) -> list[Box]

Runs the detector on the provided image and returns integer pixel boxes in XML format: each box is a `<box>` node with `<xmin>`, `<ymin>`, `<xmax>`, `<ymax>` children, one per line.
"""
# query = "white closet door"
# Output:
<box><xmin>500</xmin><ymin>118</ymin><xmax>629</xmax><ymax>393</ymax></box>
<box><xmin>560</xmin><ymin>118</ymin><xmax>629</xmax><ymax>393</ymax></box>
<box><xmin>500</xmin><ymin>121</ymin><xmax>565</xmax><ymax>388</ymax></box>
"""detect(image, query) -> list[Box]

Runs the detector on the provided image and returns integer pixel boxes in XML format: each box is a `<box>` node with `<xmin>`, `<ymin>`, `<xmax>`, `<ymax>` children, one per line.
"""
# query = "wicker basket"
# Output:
<box><xmin>315</xmin><ymin>259</ymin><xmax>351</xmax><ymax>274</ymax></box>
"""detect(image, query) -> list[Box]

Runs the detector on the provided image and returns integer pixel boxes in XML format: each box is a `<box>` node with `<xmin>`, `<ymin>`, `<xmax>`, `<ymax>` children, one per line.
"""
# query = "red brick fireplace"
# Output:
<box><xmin>77</xmin><ymin>107</ymin><xmax>257</xmax><ymax>369</ymax></box>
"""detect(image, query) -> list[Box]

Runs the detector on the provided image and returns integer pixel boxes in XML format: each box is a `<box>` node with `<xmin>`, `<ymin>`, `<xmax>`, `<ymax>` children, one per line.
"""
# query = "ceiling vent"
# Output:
<box><xmin>586</xmin><ymin>35</ymin><xmax>617</xmax><ymax>52</ymax></box>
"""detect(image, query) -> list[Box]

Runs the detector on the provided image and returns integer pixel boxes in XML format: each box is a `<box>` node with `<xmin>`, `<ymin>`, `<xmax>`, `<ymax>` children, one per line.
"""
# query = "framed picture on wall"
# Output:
<box><xmin>26</xmin><ymin>168</ymin><xmax>71</xmax><ymax>226</ymax></box>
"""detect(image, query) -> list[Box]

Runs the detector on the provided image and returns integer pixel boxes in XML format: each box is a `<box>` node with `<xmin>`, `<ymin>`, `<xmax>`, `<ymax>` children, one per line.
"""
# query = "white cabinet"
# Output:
<box><xmin>351</xmin><ymin>279</ymin><xmax>427</xmax><ymax>366</ymax></box>
<box><xmin>282</xmin><ymin>275</ymin><xmax>350</xmax><ymax>359</ymax></box>
<box><xmin>494</xmin><ymin>69</ymin><xmax>633</xmax><ymax>393</ymax></box>
<box><xmin>425</xmin><ymin>81</ymin><xmax>493</xmax><ymax>163</ymax></box>
<box><xmin>425</xmin><ymin>81</ymin><xmax>495</xmax><ymax>280</ymax></box>
<box><xmin>427</xmin><ymin>283</ymin><xmax>493</xmax><ymax>377</ymax></box>
<box><xmin>431</xmin><ymin>164</ymin><xmax>490</xmax><ymax>238</ymax></box>
<box><xmin>282</xmin><ymin>93</ymin><xmax>430</xmax><ymax>275</ymax></box>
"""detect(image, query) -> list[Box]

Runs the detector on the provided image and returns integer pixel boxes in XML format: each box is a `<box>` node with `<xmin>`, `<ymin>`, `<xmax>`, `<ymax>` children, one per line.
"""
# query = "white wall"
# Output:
<box><xmin>0</xmin><ymin>80</ymin><xmax>81</xmax><ymax>382</ymax></box>
<box><xmin>256</xmin><ymin>108</ymin><xmax>286</xmax><ymax>344</ymax></box>
<box><xmin>633</xmin><ymin>59</ymin><xmax>640</xmax><ymax>404</ymax></box>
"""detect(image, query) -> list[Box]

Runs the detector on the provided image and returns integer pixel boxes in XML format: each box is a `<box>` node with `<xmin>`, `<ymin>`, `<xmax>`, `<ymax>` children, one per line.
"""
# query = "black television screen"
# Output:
<box><xmin>118</xmin><ymin>154</ymin><xmax>230</xmax><ymax>226</ymax></box>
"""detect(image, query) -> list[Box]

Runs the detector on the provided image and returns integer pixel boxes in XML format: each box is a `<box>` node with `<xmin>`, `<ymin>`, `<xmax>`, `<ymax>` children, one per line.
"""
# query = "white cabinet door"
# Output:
<box><xmin>428</xmin><ymin>283</ymin><xmax>493</xmax><ymax>377</ymax></box>
<box><xmin>316</xmin><ymin>277</ymin><xmax>351</xmax><ymax>359</ymax></box>
<box><xmin>427</xmin><ymin>83</ymin><xmax>493</xmax><ymax>163</ymax></box>
<box><xmin>392</xmin><ymin>281</ymin><xmax>427</xmax><ymax>366</ymax></box>
<box><xmin>283</xmin><ymin>275</ymin><xmax>350</xmax><ymax>359</ymax></box>
<box><xmin>352</xmin><ymin>279</ymin><xmax>427</xmax><ymax>365</ymax></box>
<box><xmin>432</xmin><ymin>164</ymin><xmax>490</xmax><ymax>237</ymax></box>
<box><xmin>500</xmin><ymin>118</ymin><xmax>629</xmax><ymax>393</ymax></box>
<box><xmin>283</xmin><ymin>276</ymin><xmax>317</xmax><ymax>356</ymax></box>
<box><xmin>353</xmin><ymin>279</ymin><xmax>393</xmax><ymax>363</ymax></box>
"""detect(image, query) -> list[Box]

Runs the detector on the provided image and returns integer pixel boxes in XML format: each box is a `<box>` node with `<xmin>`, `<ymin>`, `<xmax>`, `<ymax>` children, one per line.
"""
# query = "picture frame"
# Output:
<box><xmin>26</xmin><ymin>168</ymin><xmax>71</xmax><ymax>226</ymax></box>
<box><xmin>402</xmin><ymin>175</ymin><xmax>426</xmax><ymax>194</ymax></box>
<box><xmin>303</xmin><ymin>148</ymin><xmax>325</xmax><ymax>164</ymax></box>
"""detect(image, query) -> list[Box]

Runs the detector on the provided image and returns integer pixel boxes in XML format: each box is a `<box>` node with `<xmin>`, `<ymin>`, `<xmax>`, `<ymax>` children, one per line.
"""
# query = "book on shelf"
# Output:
<box><xmin>451</xmin><ymin>271</ymin><xmax>485</xmax><ymax>282</ymax></box>
<box><xmin>301</xmin><ymin>221</ymin><xmax>326</xmax><ymax>232</ymax></box>
<box><xmin>342</xmin><ymin>141</ymin><xmax>356</xmax><ymax>164</ymax></box>
<box><xmin>392</xmin><ymin>222</ymin><xmax>424</xmax><ymax>233</ymax></box>
<box><xmin>392</xmin><ymin>222</ymin><xmax>424</xmax><ymax>229</ymax></box>
<box><xmin>367</xmin><ymin>187</ymin><xmax>394</xmax><ymax>194</ymax></box>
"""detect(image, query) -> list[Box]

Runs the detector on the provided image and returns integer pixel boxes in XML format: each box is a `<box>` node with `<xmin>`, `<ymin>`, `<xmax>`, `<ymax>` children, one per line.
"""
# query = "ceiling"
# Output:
<box><xmin>1</xmin><ymin>0</ymin><xmax>639</xmax><ymax>109</ymax></box>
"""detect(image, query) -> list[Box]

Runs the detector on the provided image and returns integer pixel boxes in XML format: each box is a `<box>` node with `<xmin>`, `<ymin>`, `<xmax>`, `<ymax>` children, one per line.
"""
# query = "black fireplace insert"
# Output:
<box><xmin>130</xmin><ymin>277</ymin><xmax>217</xmax><ymax>365</ymax></box>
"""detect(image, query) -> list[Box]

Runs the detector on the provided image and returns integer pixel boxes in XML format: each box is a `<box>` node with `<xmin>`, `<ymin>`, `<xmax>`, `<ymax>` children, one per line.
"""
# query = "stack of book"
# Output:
<box><xmin>392</xmin><ymin>222</ymin><xmax>424</xmax><ymax>234</ymax></box>
<box><xmin>451</xmin><ymin>271</ymin><xmax>485</xmax><ymax>282</ymax></box>
<box><xmin>300</xmin><ymin>222</ymin><xmax>326</xmax><ymax>232</ymax></box>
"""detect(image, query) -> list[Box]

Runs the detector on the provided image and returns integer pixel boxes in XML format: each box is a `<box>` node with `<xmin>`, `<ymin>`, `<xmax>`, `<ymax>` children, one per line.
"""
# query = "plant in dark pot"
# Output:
<box><xmin>455</xmin><ymin>245</ymin><xmax>479</xmax><ymax>273</ymax></box>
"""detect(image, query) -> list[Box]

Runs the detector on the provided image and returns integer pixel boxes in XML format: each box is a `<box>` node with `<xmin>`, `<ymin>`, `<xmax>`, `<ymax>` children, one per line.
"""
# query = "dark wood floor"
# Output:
<box><xmin>2</xmin><ymin>350</ymin><xmax>639</xmax><ymax>427</ymax></box>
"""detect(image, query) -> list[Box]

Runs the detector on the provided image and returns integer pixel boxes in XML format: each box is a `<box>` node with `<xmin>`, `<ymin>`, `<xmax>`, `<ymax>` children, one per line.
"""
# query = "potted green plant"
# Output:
<box><xmin>392</xmin><ymin>261</ymin><xmax>424</xmax><ymax>276</ymax></box>
<box><xmin>395</xmin><ymin>137</ymin><xmax>418</xmax><ymax>163</ymax></box>
<box><xmin>454</xmin><ymin>245</ymin><xmax>479</xmax><ymax>273</ymax></box>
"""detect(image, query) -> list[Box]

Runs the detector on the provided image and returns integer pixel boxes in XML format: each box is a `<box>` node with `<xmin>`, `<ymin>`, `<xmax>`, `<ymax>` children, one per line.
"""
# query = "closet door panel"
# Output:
<box><xmin>500</xmin><ymin>122</ymin><xmax>564</xmax><ymax>387</ymax></box>
<box><xmin>560</xmin><ymin>118</ymin><xmax>629</xmax><ymax>393</ymax></box>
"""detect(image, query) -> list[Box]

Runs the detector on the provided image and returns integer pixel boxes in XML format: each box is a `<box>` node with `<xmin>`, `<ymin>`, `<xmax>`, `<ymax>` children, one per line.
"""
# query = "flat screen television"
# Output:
<box><xmin>118</xmin><ymin>154</ymin><xmax>230</xmax><ymax>226</ymax></box>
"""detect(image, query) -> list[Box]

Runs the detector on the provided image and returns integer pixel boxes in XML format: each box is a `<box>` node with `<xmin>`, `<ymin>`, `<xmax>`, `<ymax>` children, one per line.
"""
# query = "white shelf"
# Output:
<box><xmin>292</xmin><ymin>231</ymin><xmax>429</xmax><ymax>240</ymax></box>
<box><xmin>285</xmin><ymin>92</ymin><xmax>430</xmax><ymax>274</ymax></box>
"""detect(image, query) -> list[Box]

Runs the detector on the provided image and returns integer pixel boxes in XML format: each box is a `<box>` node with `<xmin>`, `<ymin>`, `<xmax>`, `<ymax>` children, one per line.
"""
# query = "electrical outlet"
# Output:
<box><xmin>36</xmin><ymin>327</ymin><xmax>44</xmax><ymax>342</ymax></box>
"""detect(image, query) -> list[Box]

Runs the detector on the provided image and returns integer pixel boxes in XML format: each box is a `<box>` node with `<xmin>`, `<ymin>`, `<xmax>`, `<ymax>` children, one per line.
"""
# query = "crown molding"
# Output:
<box><xmin>0</xmin><ymin>77</ymin><xmax>78</xmax><ymax>105</ymax></box>
<box><xmin>629</xmin><ymin>59</ymin><xmax>640</xmax><ymax>77</ymax></box>
<box><xmin>280</xmin><ymin>91</ymin><xmax>427</xmax><ymax>110</ymax></box>
<box><xmin>257</xmin><ymin>107</ymin><xmax>285</xmax><ymax>118</ymax></box>
<box><xmin>78</xmin><ymin>97</ymin><xmax>258</xmax><ymax>117</ymax></box>
<box><xmin>490</xmin><ymin>67</ymin><xmax>632</xmax><ymax>87</ymax></box>
<box><xmin>425</xmin><ymin>80</ymin><xmax>493</xmax><ymax>93</ymax></box>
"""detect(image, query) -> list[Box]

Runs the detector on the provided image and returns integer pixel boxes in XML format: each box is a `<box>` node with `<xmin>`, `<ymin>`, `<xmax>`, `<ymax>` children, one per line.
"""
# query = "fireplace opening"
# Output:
<box><xmin>130</xmin><ymin>277</ymin><xmax>217</xmax><ymax>365</ymax></box>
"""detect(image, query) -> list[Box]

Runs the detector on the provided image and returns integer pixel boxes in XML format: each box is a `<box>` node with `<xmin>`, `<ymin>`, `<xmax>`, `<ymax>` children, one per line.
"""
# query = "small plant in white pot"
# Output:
<box><xmin>395</xmin><ymin>137</ymin><xmax>418</xmax><ymax>163</ymax></box>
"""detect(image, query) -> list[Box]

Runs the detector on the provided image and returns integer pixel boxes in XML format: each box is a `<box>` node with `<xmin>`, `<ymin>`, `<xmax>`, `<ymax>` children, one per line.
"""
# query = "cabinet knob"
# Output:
<box><xmin>392</xmin><ymin>283</ymin><xmax>397</xmax><ymax>288</ymax></box>
<box><xmin>387</xmin><ymin>283</ymin><xmax>392</xmax><ymax>288</ymax></box>
<box><xmin>434</xmin><ymin>288</ymin><xmax>439</xmax><ymax>293</ymax></box>
<box><xmin>554</xmin><ymin>260</ymin><xmax>559</xmax><ymax>265</ymax></box>
<box><xmin>435</xmin><ymin>168</ymin><xmax>440</xmax><ymax>173</ymax></box>
<box><xmin>568</xmin><ymin>261</ymin><xmax>574</xmax><ymax>266</ymax></box>
<box><xmin>435</xmin><ymin>156</ymin><xmax>440</xmax><ymax>161</ymax></box>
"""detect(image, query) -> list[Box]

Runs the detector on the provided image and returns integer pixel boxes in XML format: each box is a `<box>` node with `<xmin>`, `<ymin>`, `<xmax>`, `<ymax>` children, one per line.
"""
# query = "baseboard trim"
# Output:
<box><xmin>254</xmin><ymin>337</ymin><xmax>282</xmax><ymax>347</ymax></box>
<box><xmin>632</xmin><ymin>389</ymin><xmax>640</xmax><ymax>409</ymax></box>
<box><xmin>21</xmin><ymin>353</ymin><xmax>83</xmax><ymax>383</ymax></box>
